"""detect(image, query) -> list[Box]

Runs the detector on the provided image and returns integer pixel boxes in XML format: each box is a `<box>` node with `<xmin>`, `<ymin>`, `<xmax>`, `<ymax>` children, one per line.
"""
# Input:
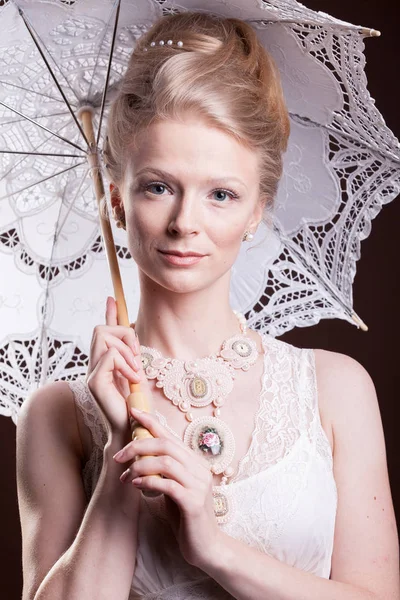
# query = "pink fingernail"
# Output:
<box><xmin>120</xmin><ymin>469</ymin><xmax>131</xmax><ymax>482</ymax></box>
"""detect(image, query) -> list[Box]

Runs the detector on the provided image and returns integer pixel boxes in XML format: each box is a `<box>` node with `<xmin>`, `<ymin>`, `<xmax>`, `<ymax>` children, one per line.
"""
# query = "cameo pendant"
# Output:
<box><xmin>183</xmin><ymin>415</ymin><xmax>236</xmax><ymax>524</ymax></box>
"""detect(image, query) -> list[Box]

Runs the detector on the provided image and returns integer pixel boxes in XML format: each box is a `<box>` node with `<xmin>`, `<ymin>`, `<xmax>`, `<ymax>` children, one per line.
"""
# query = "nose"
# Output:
<box><xmin>167</xmin><ymin>193</ymin><xmax>201</xmax><ymax>237</ymax></box>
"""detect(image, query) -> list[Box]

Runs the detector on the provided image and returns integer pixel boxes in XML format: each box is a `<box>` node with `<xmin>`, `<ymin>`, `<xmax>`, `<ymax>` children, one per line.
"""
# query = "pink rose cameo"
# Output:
<box><xmin>199</xmin><ymin>429</ymin><xmax>222</xmax><ymax>456</ymax></box>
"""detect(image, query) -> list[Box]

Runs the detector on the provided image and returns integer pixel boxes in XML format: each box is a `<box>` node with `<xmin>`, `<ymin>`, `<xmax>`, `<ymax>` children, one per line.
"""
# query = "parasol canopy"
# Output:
<box><xmin>1</xmin><ymin>0</ymin><xmax>399</xmax><ymax>421</ymax></box>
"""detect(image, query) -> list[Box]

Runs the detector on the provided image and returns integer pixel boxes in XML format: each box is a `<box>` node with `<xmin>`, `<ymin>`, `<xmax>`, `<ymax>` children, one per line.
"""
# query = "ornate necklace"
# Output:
<box><xmin>139</xmin><ymin>311</ymin><xmax>259</xmax><ymax>524</ymax></box>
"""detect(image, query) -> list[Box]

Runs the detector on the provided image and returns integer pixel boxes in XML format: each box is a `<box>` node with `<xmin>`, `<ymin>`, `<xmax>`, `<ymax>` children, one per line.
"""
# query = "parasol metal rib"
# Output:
<box><xmin>0</xmin><ymin>110</ymin><xmax>73</xmax><ymax>128</ymax></box>
<box><xmin>0</xmin><ymin>79</ymin><xmax>72</xmax><ymax>107</ymax></box>
<box><xmin>0</xmin><ymin>100</ymin><xmax>86</xmax><ymax>154</ymax></box>
<box><xmin>272</xmin><ymin>222</ymin><xmax>369</xmax><ymax>332</ymax></box>
<box><xmin>0</xmin><ymin>161</ymin><xmax>86</xmax><ymax>202</ymax></box>
<box><xmin>0</xmin><ymin>150</ymin><xmax>83</xmax><ymax>158</ymax></box>
<box><xmin>54</xmin><ymin>166</ymin><xmax>90</xmax><ymax>241</ymax></box>
<box><xmin>80</xmin><ymin>108</ymin><xmax>162</xmax><ymax>494</ymax></box>
<box><xmin>288</xmin><ymin>112</ymin><xmax>400</xmax><ymax>164</ymax></box>
<box><xmin>96</xmin><ymin>0</ymin><xmax>121</xmax><ymax>145</ymax></box>
<box><xmin>248</xmin><ymin>18</ymin><xmax>381</xmax><ymax>37</ymax></box>
<box><xmin>17</xmin><ymin>7</ymin><xmax>90</xmax><ymax>149</ymax></box>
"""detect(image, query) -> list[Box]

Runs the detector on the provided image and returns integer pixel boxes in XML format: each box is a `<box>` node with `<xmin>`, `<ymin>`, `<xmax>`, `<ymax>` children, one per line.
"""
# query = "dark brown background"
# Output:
<box><xmin>1</xmin><ymin>1</ymin><xmax>399</xmax><ymax>597</ymax></box>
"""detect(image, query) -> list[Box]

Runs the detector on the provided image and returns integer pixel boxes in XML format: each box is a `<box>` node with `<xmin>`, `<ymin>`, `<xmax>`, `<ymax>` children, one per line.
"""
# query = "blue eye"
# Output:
<box><xmin>145</xmin><ymin>182</ymin><xmax>167</xmax><ymax>195</ymax></box>
<box><xmin>140</xmin><ymin>181</ymin><xmax>239</xmax><ymax>203</ymax></box>
<box><xmin>213</xmin><ymin>189</ymin><xmax>237</xmax><ymax>202</ymax></box>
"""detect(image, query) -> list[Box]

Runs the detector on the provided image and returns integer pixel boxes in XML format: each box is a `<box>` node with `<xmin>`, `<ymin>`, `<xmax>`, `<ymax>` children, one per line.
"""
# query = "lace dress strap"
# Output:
<box><xmin>230</xmin><ymin>336</ymin><xmax>333</xmax><ymax>483</ymax></box>
<box><xmin>303</xmin><ymin>348</ymin><xmax>334</xmax><ymax>471</ymax></box>
<box><xmin>68</xmin><ymin>377</ymin><xmax>108</xmax><ymax>499</ymax></box>
<box><xmin>68</xmin><ymin>376</ymin><xmax>108</xmax><ymax>449</ymax></box>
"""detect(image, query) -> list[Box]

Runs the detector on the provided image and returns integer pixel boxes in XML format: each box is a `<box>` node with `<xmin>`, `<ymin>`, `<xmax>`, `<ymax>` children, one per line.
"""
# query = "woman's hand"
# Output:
<box><xmin>86</xmin><ymin>296</ymin><xmax>144</xmax><ymax>440</ymax></box>
<box><xmin>113</xmin><ymin>407</ymin><xmax>223</xmax><ymax>569</ymax></box>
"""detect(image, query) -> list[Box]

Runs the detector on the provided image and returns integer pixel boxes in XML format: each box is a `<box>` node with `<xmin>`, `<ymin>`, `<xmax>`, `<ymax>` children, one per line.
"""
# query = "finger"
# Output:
<box><xmin>127</xmin><ymin>455</ymin><xmax>198</xmax><ymax>489</ymax></box>
<box><xmin>104</xmin><ymin>336</ymin><xmax>141</xmax><ymax>372</ymax></box>
<box><xmin>114</xmin><ymin>435</ymin><xmax>192</xmax><ymax>465</ymax></box>
<box><xmin>128</xmin><ymin>408</ymin><xmax>209</xmax><ymax>470</ymax></box>
<box><xmin>131</xmin><ymin>474</ymin><xmax>184</xmax><ymax>506</ymax></box>
<box><xmin>90</xmin><ymin>347</ymin><xmax>141</xmax><ymax>392</ymax></box>
<box><xmin>105</xmin><ymin>296</ymin><xmax>118</xmax><ymax>327</ymax></box>
<box><xmin>93</xmin><ymin>324</ymin><xmax>138</xmax><ymax>358</ymax></box>
<box><xmin>129</xmin><ymin>407</ymin><xmax>182</xmax><ymax>444</ymax></box>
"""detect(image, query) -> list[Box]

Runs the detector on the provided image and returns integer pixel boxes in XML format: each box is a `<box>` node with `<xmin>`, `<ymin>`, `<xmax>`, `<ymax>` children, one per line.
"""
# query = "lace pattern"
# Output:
<box><xmin>2</xmin><ymin>0</ymin><xmax>400</xmax><ymax>425</ymax></box>
<box><xmin>69</xmin><ymin>333</ymin><xmax>338</xmax><ymax>594</ymax></box>
<box><xmin>70</xmin><ymin>334</ymin><xmax>336</xmax><ymax>495</ymax></box>
<box><xmin>68</xmin><ymin>377</ymin><xmax>108</xmax><ymax>499</ymax></box>
<box><xmin>71</xmin><ymin>334</ymin><xmax>333</xmax><ymax>488</ymax></box>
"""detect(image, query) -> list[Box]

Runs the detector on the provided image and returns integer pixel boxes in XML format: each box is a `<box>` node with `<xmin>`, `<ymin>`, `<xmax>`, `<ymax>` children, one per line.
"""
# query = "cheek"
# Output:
<box><xmin>126</xmin><ymin>205</ymin><xmax>163</xmax><ymax>249</ymax></box>
<box><xmin>208</xmin><ymin>217</ymin><xmax>244</xmax><ymax>249</ymax></box>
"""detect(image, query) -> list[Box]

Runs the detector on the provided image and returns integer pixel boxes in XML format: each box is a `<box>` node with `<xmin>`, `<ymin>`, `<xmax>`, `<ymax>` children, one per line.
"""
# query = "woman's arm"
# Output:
<box><xmin>34</xmin><ymin>440</ymin><xmax>140</xmax><ymax>600</ymax></box>
<box><xmin>18</xmin><ymin>382</ymin><xmax>140</xmax><ymax>600</ymax></box>
<box><xmin>194</xmin><ymin>352</ymin><xmax>399</xmax><ymax>600</ymax></box>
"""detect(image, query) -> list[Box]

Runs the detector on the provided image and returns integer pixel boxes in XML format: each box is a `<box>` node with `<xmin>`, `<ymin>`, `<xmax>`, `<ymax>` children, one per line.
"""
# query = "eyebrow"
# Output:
<box><xmin>133</xmin><ymin>167</ymin><xmax>248</xmax><ymax>190</ymax></box>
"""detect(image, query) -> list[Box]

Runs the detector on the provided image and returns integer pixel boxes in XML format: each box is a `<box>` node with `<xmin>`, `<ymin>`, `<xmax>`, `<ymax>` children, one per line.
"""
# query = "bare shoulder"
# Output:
<box><xmin>313</xmin><ymin>347</ymin><xmax>378</xmax><ymax>457</ymax></box>
<box><xmin>17</xmin><ymin>381</ymin><xmax>90</xmax><ymax>599</ymax></box>
<box><xmin>18</xmin><ymin>380</ymin><xmax>84</xmax><ymax>463</ymax></box>
<box><xmin>312</xmin><ymin>349</ymin><xmax>399</xmax><ymax>598</ymax></box>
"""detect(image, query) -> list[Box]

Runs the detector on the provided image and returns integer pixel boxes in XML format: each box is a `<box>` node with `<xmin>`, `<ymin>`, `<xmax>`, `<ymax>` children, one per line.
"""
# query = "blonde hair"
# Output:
<box><xmin>104</xmin><ymin>11</ymin><xmax>290</xmax><ymax>215</ymax></box>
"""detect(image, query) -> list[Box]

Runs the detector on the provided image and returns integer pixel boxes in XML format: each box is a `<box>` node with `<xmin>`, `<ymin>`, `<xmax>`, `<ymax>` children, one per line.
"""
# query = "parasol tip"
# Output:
<box><xmin>351</xmin><ymin>312</ymin><xmax>369</xmax><ymax>332</ymax></box>
<box><xmin>361</xmin><ymin>27</ymin><xmax>381</xmax><ymax>37</ymax></box>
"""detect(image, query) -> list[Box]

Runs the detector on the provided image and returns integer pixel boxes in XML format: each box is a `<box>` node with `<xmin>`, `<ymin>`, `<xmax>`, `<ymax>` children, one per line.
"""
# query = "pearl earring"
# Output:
<box><xmin>112</xmin><ymin>206</ymin><xmax>126</xmax><ymax>230</ymax></box>
<box><xmin>243</xmin><ymin>231</ymin><xmax>254</xmax><ymax>242</ymax></box>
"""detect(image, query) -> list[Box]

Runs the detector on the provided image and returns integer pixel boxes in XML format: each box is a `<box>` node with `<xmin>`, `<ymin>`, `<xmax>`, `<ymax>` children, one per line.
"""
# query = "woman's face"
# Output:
<box><xmin>119</xmin><ymin>116</ymin><xmax>263</xmax><ymax>294</ymax></box>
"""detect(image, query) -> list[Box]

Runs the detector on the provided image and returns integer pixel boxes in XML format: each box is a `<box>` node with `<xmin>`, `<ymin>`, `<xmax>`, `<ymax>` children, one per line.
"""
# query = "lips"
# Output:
<box><xmin>158</xmin><ymin>249</ymin><xmax>206</xmax><ymax>266</ymax></box>
<box><xmin>158</xmin><ymin>250</ymin><xmax>205</xmax><ymax>257</ymax></box>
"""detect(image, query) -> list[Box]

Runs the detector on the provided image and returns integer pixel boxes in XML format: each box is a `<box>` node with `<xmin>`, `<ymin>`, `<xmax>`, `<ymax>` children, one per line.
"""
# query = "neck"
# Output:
<box><xmin>133</xmin><ymin>271</ymin><xmax>243</xmax><ymax>360</ymax></box>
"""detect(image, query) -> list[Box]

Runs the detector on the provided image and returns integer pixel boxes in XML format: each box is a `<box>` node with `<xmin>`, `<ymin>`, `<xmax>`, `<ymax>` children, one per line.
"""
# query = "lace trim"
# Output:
<box><xmin>308</xmin><ymin>348</ymin><xmax>334</xmax><ymax>471</ymax></box>
<box><xmin>229</xmin><ymin>336</ymin><xmax>308</xmax><ymax>483</ymax></box>
<box><xmin>68</xmin><ymin>377</ymin><xmax>108</xmax><ymax>499</ymax></box>
<box><xmin>68</xmin><ymin>378</ymin><xmax>108</xmax><ymax>449</ymax></box>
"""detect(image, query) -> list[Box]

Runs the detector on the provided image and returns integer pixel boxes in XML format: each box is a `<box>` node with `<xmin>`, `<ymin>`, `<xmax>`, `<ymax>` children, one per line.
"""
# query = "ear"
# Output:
<box><xmin>109</xmin><ymin>183</ymin><xmax>124</xmax><ymax>211</ymax></box>
<box><xmin>247</xmin><ymin>198</ymin><xmax>264</xmax><ymax>233</ymax></box>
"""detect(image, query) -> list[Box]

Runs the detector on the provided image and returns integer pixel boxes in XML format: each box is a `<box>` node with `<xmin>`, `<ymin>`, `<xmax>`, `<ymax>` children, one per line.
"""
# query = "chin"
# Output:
<box><xmin>140</xmin><ymin>264</ymin><xmax>214</xmax><ymax>294</ymax></box>
<box><xmin>158</xmin><ymin>273</ymin><xmax>212</xmax><ymax>294</ymax></box>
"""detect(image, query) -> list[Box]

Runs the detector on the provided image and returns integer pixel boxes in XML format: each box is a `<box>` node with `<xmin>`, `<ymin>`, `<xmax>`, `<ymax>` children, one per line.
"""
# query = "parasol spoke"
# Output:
<box><xmin>96</xmin><ymin>0</ymin><xmax>121</xmax><ymax>145</ymax></box>
<box><xmin>17</xmin><ymin>7</ymin><xmax>90</xmax><ymax>148</ymax></box>
<box><xmin>87</xmin><ymin>0</ymin><xmax>120</xmax><ymax>104</ymax></box>
<box><xmin>247</xmin><ymin>18</ymin><xmax>381</xmax><ymax>37</ymax></box>
<box><xmin>54</xmin><ymin>165</ymin><xmax>91</xmax><ymax>240</ymax></box>
<box><xmin>0</xmin><ymin>160</ymin><xmax>86</xmax><ymax>201</ymax></box>
<box><xmin>0</xmin><ymin>118</ymin><xmax>85</xmax><ymax>183</ymax></box>
<box><xmin>0</xmin><ymin>100</ymin><xmax>86</xmax><ymax>154</ymax></box>
<box><xmin>289</xmin><ymin>112</ymin><xmax>400</xmax><ymax>163</ymax></box>
<box><xmin>38</xmin><ymin>166</ymin><xmax>91</xmax><ymax>341</ymax></box>
<box><xmin>0</xmin><ymin>150</ymin><xmax>83</xmax><ymax>158</ymax></box>
<box><xmin>0</xmin><ymin>111</ymin><xmax>71</xmax><ymax>128</ymax></box>
<box><xmin>0</xmin><ymin>79</ymin><xmax>73</xmax><ymax>107</ymax></box>
<box><xmin>272</xmin><ymin>221</ymin><xmax>366</xmax><ymax>327</ymax></box>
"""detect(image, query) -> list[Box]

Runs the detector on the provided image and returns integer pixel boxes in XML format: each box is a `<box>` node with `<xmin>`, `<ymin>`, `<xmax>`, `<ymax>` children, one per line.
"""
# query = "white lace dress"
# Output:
<box><xmin>68</xmin><ymin>333</ymin><xmax>338</xmax><ymax>599</ymax></box>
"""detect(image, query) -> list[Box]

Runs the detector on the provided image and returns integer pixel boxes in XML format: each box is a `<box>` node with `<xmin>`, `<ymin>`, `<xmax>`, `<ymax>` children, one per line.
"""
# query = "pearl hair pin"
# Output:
<box><xmin>143</xmin><ymin>39</ymin><xmax>183</xmax><ymax>51</ymax></box>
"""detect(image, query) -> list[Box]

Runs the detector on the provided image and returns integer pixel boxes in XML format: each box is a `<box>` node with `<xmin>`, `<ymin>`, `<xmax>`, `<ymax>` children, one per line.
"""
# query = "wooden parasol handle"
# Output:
<box><xmin>80</xmin><ymin>108</ymin><xmax>162</xmax><ymax>497</ymax></box>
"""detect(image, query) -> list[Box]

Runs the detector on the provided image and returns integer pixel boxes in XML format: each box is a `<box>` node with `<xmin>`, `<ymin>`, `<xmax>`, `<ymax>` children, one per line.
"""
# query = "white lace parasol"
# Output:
<box><xmin>1</xmin><ymin>0</ymin><xmax>399</xmax><ymax>421</ymax></box>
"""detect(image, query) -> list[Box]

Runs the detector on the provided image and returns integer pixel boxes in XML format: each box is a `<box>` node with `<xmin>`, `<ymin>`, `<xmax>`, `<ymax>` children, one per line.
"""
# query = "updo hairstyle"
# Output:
<box><xmin>104</xmin><ymin>10</ymin><xmax>290</xmax><ymax>217</ymax></box>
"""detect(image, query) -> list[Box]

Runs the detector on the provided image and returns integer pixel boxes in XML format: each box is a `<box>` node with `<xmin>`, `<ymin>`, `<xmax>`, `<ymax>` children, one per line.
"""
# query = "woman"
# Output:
<box><xmin>16</xmin><ymin>11</ymin><xmax>399</xmax><ymax>600</ymax></box>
